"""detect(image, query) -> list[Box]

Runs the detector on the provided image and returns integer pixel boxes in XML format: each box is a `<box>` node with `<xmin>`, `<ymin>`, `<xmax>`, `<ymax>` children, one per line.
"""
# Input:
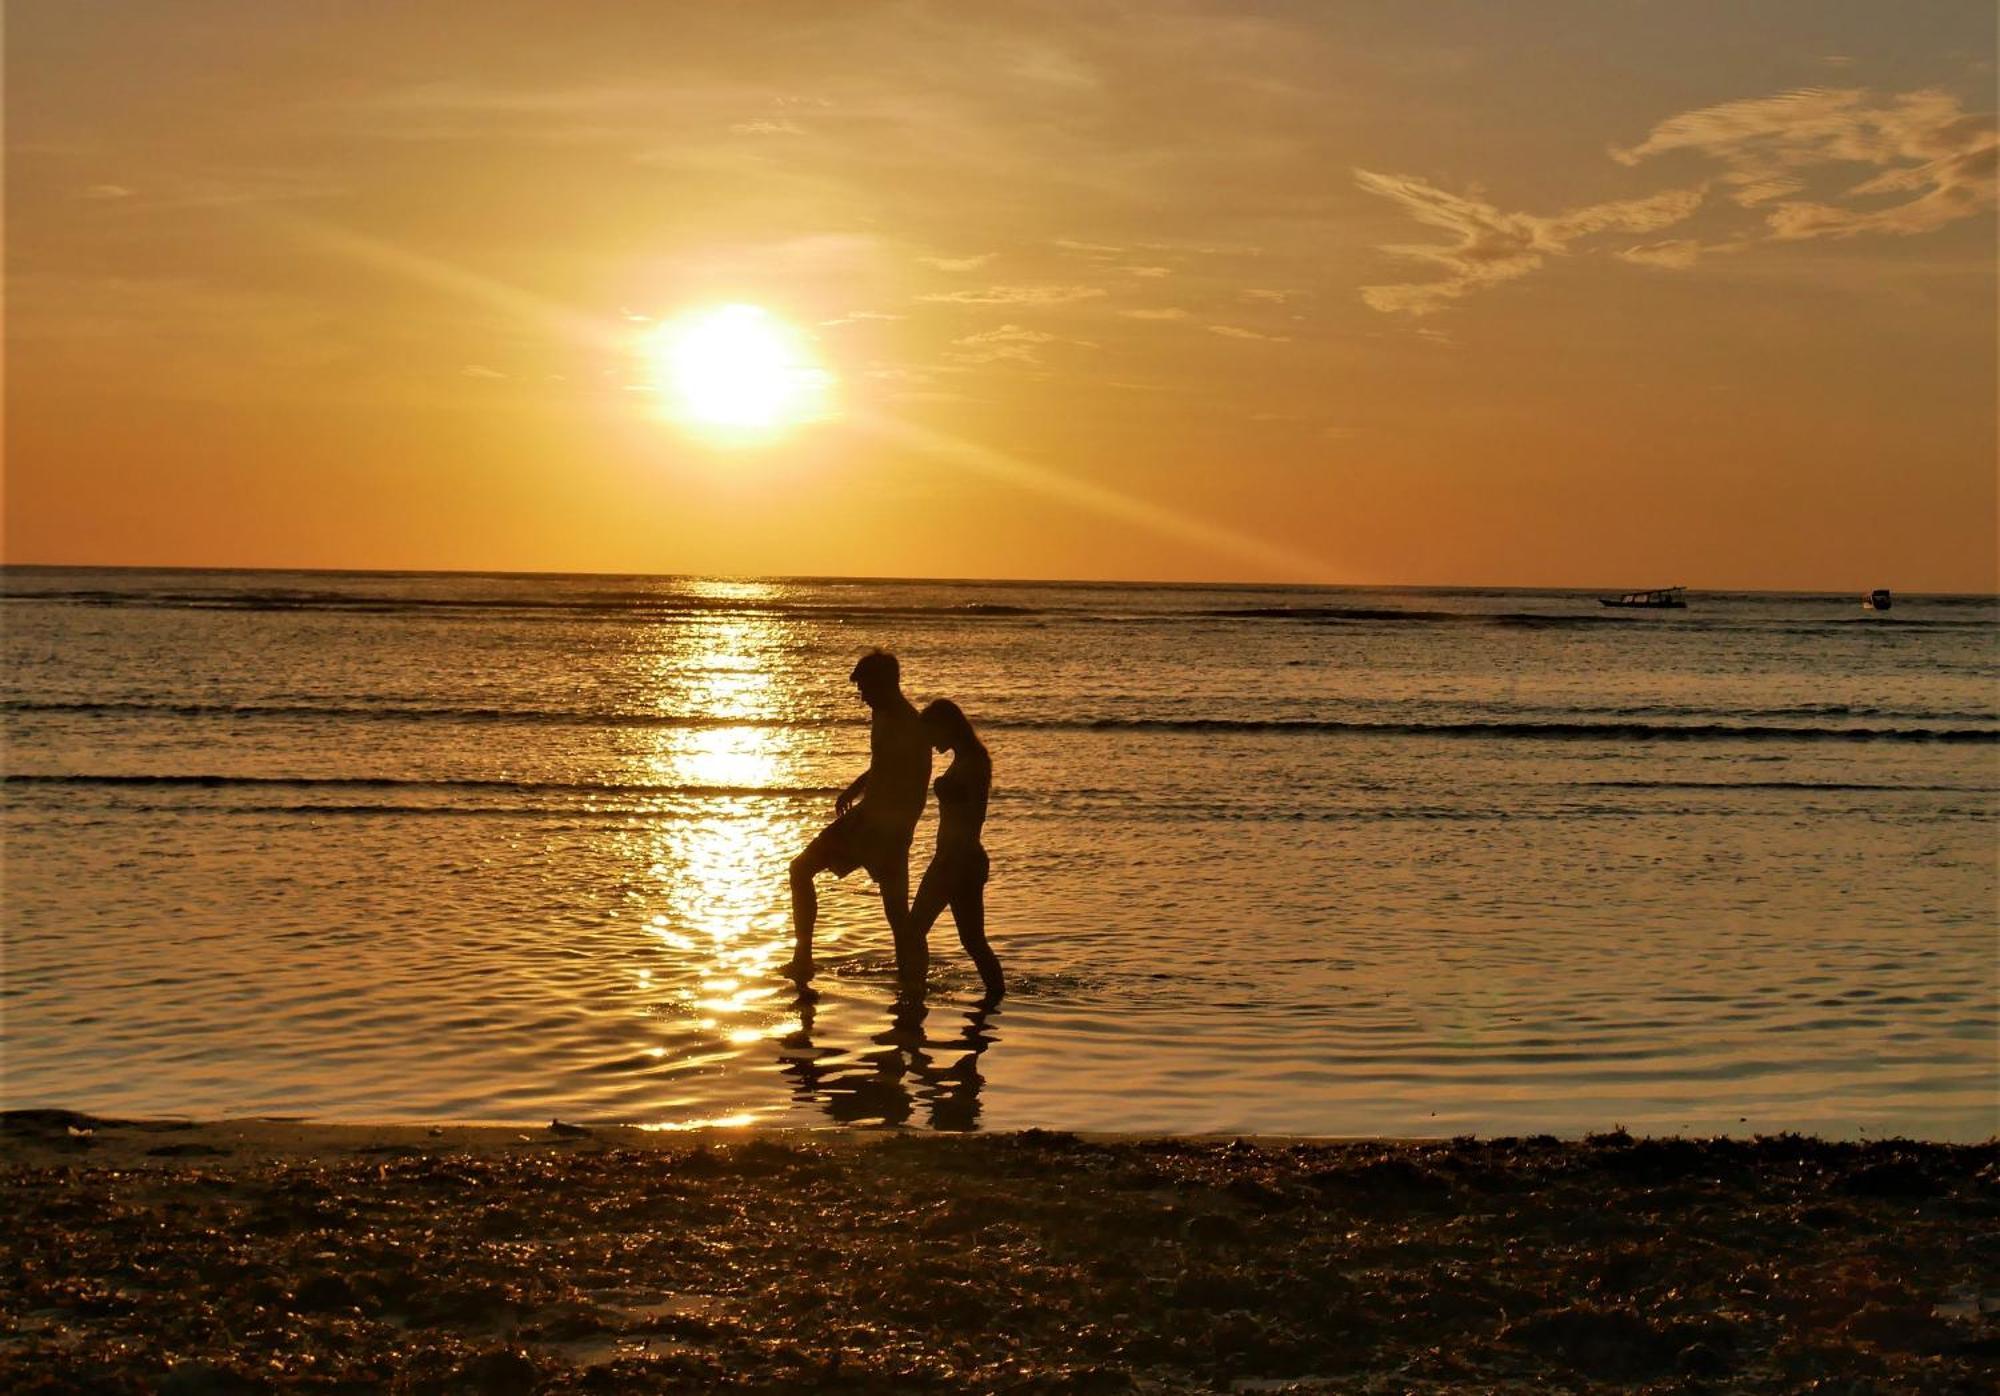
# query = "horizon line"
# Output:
<box><xmin>1</xmin><ymin>559</ymin><xmax>1992</xmax><ymax>599</ymax></box>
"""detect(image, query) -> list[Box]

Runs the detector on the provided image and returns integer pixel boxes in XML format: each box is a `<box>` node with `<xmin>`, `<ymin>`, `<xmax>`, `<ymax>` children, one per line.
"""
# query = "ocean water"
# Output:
<box><xmin>3</xmin><ymin>569</ymin><xmax>1995</xmax><ymax>1139</ymax></box>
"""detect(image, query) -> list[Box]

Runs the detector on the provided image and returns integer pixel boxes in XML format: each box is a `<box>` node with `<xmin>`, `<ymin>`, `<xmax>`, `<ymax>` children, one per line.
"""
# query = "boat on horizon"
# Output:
<box><xmin>1864</xmin><ymin>588</ymin><xmax>1893</xmax><ymax>611</ymax></box>
<box><xmin>1599</xmin><ymin>586</ymin><xmax>1687</xmax><ymax>609</ymax></box>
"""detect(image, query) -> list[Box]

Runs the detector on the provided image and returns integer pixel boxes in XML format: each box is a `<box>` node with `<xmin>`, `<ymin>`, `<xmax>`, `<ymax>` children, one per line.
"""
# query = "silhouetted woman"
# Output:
<box><xmin>908</xmin><ymin>699</ymin><xmax>1004</xmax><ymax>1000</ymax></box>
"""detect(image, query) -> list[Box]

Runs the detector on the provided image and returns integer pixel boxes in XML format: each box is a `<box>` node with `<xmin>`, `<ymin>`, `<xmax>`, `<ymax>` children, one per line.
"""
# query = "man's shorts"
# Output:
<box><xmin>804</xmin><ymin>808</ymin><xmax>914</xmax><ymax>881</ymax></box>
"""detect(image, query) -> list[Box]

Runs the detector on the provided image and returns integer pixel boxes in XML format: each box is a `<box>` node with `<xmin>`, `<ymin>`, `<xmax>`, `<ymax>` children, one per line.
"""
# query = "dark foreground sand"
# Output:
<box><xmin>3</xmin><ymin>1112</ymin><xmax>1994</xmax><ymax>1394</ymax></box>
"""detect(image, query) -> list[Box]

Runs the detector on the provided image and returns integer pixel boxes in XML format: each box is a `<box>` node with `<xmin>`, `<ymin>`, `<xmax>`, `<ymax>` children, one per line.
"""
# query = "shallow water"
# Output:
<box><xmin>4</xmin><ymin>570</ymin><xmax>1995</xmax><ymax>1137</ymax></box>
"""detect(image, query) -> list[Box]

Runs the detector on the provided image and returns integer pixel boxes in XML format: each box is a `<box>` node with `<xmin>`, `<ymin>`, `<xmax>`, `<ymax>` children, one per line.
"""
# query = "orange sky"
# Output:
<box><xmin>5</xmin><ymin>2</ymin><xmax>1995</xmax><ymax>589</ymax></box>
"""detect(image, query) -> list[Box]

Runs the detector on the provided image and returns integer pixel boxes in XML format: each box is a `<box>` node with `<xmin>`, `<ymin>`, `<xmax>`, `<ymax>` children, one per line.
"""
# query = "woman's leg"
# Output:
<box><xmin>950</xmin><ymin>878</ymin><xmax>1004</xmax><ymax>1000</ymax></box>
<box><xmin>900</xmin><ymin>857</ymin><xmax>954</xmax><ymax>996</ymax></box>
<box><xmin>909</xmin><ymin>858</ymin><xmax>953</xmax><ymax>936</ymax></box>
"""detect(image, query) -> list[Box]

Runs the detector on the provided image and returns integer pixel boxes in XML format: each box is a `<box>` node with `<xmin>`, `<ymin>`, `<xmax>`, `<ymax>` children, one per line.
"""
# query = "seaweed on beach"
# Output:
<box><xmin>2</xmin><ymin>1117</ymin><xmax>1995</xmax><ymax>1393</ymax></box>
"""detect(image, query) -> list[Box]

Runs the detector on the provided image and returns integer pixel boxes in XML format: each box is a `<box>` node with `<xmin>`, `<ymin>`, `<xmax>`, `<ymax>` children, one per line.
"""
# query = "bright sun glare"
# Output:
<box><xmin>647</xmin><ymin>304</ymin><xmax>833</xmax><ymax>441</ymax></box>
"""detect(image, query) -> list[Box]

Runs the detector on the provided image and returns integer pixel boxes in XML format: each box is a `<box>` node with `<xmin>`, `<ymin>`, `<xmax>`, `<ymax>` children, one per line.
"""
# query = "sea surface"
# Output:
<box><xmin>4</xmin><ymin>569</ymin><xmax>1995</xmax><ymax>1138</ymax></box>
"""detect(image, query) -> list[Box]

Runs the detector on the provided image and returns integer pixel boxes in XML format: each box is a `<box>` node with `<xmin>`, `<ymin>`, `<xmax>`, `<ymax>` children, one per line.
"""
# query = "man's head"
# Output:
<box><xmin>849</xmin><ymin>649</ymin><xmax>901</xmax><ymax>707</ymax></box>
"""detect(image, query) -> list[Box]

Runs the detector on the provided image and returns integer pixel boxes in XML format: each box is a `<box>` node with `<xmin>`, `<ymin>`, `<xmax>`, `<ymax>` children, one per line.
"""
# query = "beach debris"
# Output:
<box><xmin>548</xmin><ymin>1118</ymin><xmax>591</xmax><ymax>1138</ymax></box>
<box><xmin>1184</xmin><ymin>1211</ymin><xmax>1246</xmax><ymax>1246</ymax></box>
<box><xmin>452</xmin><ymin>1345</ymin><xmax>545</xmax><ymax>1395</ymax></box>
<box><xmin>290</xmin><ymin>1270</ymin><xmax>358</xmax><ymax>1313</ymax></box>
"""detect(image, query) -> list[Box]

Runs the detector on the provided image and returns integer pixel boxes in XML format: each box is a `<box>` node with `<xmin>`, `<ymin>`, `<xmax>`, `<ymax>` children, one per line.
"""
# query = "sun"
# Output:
<box><xmin>645</xmin><ymin>304</ymin><xmax>833</xmax><ymax>441</ymax></box>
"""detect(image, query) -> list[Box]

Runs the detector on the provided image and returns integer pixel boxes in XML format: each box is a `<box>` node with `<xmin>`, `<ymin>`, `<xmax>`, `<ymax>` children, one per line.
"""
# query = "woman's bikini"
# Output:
<box><xmin>932</xmin><ymin>762</ymin><xmax>989</xmax><ymax>885</ymax></box>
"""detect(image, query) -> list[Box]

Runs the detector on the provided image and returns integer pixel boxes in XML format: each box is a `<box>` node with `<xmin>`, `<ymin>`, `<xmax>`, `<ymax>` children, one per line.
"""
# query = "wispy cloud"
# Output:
<box><xmin>1242</xmin><ymin>288</ymin><xmax>1302</xmax><ymax>303</ymax></box>
<box><xmin>1613</xmin><ymin>87</ymin><xmax>1997</xmax><ymax>242</ymax></box>
<box><xmin>919</xmin><ymin>253</ymin><xmax>995</xmax><ymax>272</ymax></box>
<box><xmin>1615</xmin><ymin>238</ymin><xmax>1709</xmax><ymax>270</ymax></box>
<box><xmin>729</xmin><ymin>119</ymin><xmax>804</xmax><ymax>136</ymax></box>
<box><xmin>1355</xmin><ymin>170</ymin><xmax>1703</xmax><ymax>315</ymax></box>
<box><xmin>819</xmin><ymin>310</ymin><xmax>906</xmax><ymax>327</ymax></box>
<box><xmin>947</xmin><ymin>323</ymin><xmax>1097</xmax><ymax>366</ymax></box>
<box><xmin>1053</xmin><ymin>238</ymin><xmax>1125</xmax><ymax>257</ymax></box>
<box><xmin>1208</xmin><ymin>324</ymin><xmax>1291</xmax><ymax>342</ymax></box>
<box><xmin>864</xmin><ymin>364</ymin><xmax>947</xmax><ymax>385</ymax></box>
<box><xmin>1120</xmin><ymin>307</ymin><xmax>1190</xmax><ymax>321</ymax></box>
<box><xmin>1357</xmin><ymin>85</ymin><xmax>1993</xmax><ymax>314</ymax></box>
<box><xmin>1122</xmin><ymin>265</ymin><xmax>1172</xmax><ymax>278</ymax></box>
<box><xmin>918</xmin><ymin>284</ymin><xmax>1108</xmax><ymax>306</ymax></box>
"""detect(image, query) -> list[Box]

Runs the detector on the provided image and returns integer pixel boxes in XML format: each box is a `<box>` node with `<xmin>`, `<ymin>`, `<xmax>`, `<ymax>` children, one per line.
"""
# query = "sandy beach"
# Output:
<box><xmin>3</xmin><ymin>1111</ymin><xmax>1994</xmax><ymax>1393</ymax></box>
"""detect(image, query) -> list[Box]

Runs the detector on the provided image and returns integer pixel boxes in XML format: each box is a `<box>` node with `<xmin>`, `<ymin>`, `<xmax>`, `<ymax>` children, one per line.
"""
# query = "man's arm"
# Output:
<box><xmin>834</xmin><ymin>770</ymin><xmax>869</xmax><ymax>817</ymax></box>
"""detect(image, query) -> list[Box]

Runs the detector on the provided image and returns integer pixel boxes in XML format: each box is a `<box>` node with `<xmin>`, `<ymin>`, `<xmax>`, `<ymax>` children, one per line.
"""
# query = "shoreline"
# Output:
<box><xmin>0</xmin><ymin>1111</ymin><xmax>1488</xmax><ymax>1167</ymax></box>
<box><xmin>6</xmin><ymin>1111</ymin><xmax>1994</xmax><ymax>1392</ymax></box>
<box><xmin>8</xmin><ymin>1109</ymin><xmax>1991</xmax><ymax>1165</ymax></box>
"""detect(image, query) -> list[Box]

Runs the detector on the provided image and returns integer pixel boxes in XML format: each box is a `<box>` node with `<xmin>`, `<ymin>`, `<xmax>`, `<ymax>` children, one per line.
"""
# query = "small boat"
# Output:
<box><xmin>1599</xmin><ymin>586</ymin><xmax>1687</xmax><ymax>609</ymax></box>
<box><xmin>1863</xmin><ymin>589</ymin><xmax>1892</xmax><ymax>611</ymax></box>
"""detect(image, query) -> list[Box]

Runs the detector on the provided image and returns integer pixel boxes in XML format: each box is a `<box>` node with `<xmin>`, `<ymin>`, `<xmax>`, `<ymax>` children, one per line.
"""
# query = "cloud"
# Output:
<box><xmin>947</xmin><ymin>323</ymin><xmax>1096</xmax><ymax>366</ymax></box>
<box><xmin>918</xmin><ymin>284</ymin><xmax>1108</xmax><ymax>306</ymax></box>
<box><xmin>819</xmin><ymin>310</ymin><xmax>906</xmax><ymax>327</ymax></box>
<box><xmin>886</xmin><ymin>389</ymin><xmax>985</xmax><ymax>405</ymax></box>
<box><xmin>1613</xmin><ymin>87</ymin><xmax>1997</xmax><ymax>241</ymax></box>
<box><xmin>1208</xmin><ymin>324</ymin><xmax>1291</xmax><ymax>342</ymax></box>
<box><xmin>1053</xmin><ymin>238</ymin><xmax>1125</xmax><ymax>257</ymax></box>
<box><xmin>79</xmin><ymin>184</ymin><xmax>135</xmax><ymax>200</ymax></box>
<box><xmin>729</xmin><ymin>119</ymin><xmax>803</xmax><ymax>136</ymax></box>
<box><xmin>1616</xmin><ymin>238</ymin><xmax>1707</xmax><ymax>269</ymax></box>
<box><xmin>1354</xmin><ymin>169</ymin><xmax>1704</xmax><ymax>314</ymax></box>
<box><xmin>1242</xmin><ymin>288</ymin><xmax>1302</xmax><ymax>303</ymax></box>
<box><xmin>919</xmin><ymin>253</ymin><xmax>995</xmax><ymax>272</ymax></box>
<box><xmin>1122</xmin><ymin>265</ymin><xmax>1172</xmax><ymax>278</ymax></box>
<box><xmin>864</xmin><ymin>364</ymin><xmax>946</xmax><ymax>385</ymax></box>
<box><xmin>1119</xmin><ymin>307</ymin><xmax>1190</xmax><ymax>321</ymax></box>
<box><xmin>1357</xmin><ymin>85</ymin><xmax>1993</xmax><ymax>316</ymax></box>
<box><xmin>461</xmin><ymin>364</ymin><xmax>508</xmax><ymax>379</ymax></box>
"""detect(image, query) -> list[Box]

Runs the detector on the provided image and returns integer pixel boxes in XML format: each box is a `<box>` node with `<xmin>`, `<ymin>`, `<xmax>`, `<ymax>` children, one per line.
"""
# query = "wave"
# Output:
<box><xmin>1199</xmin><ymin>605</ymin><xmax>1626</xmax><ymax>628</ymax></box>
<box><xmin>1</xmin><ymin>587</ymin><xmax>1058</xmax><ymax>623</ymax></box>
<box><xmin>1199</xmin><ymin>606</ymin><xmax>1997</xmax><ymax>633</ymax></box>
<box><xmin>0</xmin><ymin>772</ymin><xmax>840</xmax><ymax>797</ymax></box>
<box><xmin>1583</xmin><ymin>779</ymin><xmax>1982</xmax><ymax>792</ymax></box>
<box><xmin>4</xmin><ymin>698</ymin><xmax>1993</xmax><ymax>742</ymax></box>
<box><xmin>0</xmin><ymin>699</ymin><xmax>836</xmax><ymax>728</ymax></box>
<box><xmin>1599</xmin><ymin>703</ymin><xmax>1999</xmax><ymax>722</ymax></box>
<box><xmin>1062</xmin><ymin>718</ymin><xmax>1997</xmax><ymax>742</ymax></box>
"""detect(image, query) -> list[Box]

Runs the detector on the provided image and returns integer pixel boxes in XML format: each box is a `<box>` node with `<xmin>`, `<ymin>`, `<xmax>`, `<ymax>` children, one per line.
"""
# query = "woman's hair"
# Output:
<box><xmin>920</xmin><ymin>698</ymin><xmax>982</xmax><ymax>752</ymax></box>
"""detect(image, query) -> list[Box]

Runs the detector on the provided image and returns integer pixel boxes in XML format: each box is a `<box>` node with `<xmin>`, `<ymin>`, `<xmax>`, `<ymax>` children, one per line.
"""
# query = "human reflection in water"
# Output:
<box><xmin>908</xmin><ymin>699</ymin><xmax>1005</xmax><ymax>1000</ymax></box>
<box><xmin>776</xmin><ymin>990</ymin><xmax>998</xmax><ymax>1131</ymax></box>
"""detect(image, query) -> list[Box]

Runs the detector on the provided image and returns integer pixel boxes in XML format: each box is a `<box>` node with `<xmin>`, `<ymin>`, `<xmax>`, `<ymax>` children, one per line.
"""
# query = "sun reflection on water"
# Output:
<box><xmin>619</xmin><ymin>610</ymin><xmax>814</xmax><ymax>1124</ymax></box>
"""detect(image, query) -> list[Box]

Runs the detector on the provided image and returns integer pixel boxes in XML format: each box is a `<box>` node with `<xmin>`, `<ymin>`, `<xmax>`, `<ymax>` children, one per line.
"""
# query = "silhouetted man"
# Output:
<box><xmin>787</xmin><ymin>650</ymin><xmax>932</xmax><ymax>990</ymax></box>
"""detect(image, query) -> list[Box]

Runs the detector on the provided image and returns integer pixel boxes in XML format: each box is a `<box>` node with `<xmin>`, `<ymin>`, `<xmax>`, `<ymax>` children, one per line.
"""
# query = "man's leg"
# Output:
<box><xmin>877</xmin><ymin>860</ymin><xmax>925</xmax><ymax>995</ymax></box>
<box><xmin>788</xmin><ymin>845</ymin><xmax>832</xmax><ymax>978</ymax></box>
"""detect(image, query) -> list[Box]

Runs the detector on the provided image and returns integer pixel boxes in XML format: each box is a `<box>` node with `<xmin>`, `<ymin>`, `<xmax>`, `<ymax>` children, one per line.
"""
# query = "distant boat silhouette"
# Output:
<box><xmin>1600</xmin><ymin>586</ymin><xmax>1687</xmax><ymax>609</ymax></box>
<box><xmin>1863</xmin><ymin>588</ymin><xmax>1893</xmax><ymax>611</ymax></box>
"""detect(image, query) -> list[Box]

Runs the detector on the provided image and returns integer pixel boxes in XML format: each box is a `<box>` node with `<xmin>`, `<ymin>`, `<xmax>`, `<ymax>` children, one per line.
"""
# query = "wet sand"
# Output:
<box><xmin>3</xmin><ymin>1111</ymin><xmax>1994</xmax><ymax>1393</ymax></box>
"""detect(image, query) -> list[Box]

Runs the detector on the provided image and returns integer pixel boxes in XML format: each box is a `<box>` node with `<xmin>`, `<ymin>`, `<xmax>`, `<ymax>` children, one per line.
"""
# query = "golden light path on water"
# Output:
<box><xmin>618</xmin><ymin>598</ymin><xmax>806</xmax><ymax>1129</ymax></box>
